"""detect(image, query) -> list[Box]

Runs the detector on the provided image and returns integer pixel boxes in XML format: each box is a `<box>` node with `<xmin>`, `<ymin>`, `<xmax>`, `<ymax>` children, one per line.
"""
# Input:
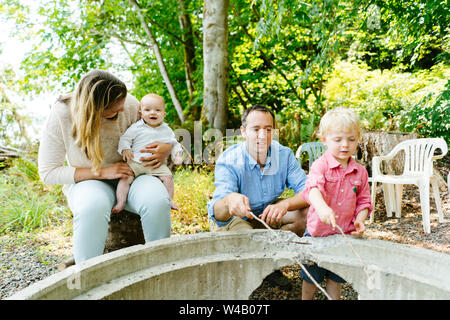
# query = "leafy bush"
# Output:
<box><xmin>323</xmin><ymin>60</ymin><xmax>449</xmax><ymax>140</ymax></box>
<box><xmin>399</xmin><ymin>80</ymin><xmax>450</xmax><ymax>143</ymax></box>
<box><xmin>171</xmin><ymin>167</ymin><xmax>215</xmax><ymax>234</ymax></box>
<box><xmin>0</xmin><ymin>158</ymin><xmax>70</xmax><ymax>234</ymax></box>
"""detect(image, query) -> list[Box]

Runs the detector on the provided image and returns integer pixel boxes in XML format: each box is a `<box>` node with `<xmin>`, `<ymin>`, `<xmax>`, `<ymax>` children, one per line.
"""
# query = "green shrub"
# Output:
<box><xmin>172</xmin><ymin>167</ymin><xmax>215</xmax><ymax>234</ymax></box>
<box><xmin>0</xmin><ymin>158</ymin><xmax>70</xmax><ymax>234</ymax></box>
<box><xmin>322</xmin><ymin>60</ymin><xmax>449</xmax><ymax>139</ymax></box>
<box><xmin>399</xmin><ymin>80</ymin><xmax>450</xmax><ymax>144</ymax></box>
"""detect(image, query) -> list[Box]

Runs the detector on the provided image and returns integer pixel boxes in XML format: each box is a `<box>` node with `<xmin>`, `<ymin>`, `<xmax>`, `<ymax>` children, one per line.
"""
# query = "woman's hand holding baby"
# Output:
<box><xmin>122</xmin><ymin>149</ymin><xmax>134</xmax><ymax>162</ymax></box>
<box><xmin>140</xmin><ymin>142</ymin><xmax>172</xmax><ymax>169</ymax></box>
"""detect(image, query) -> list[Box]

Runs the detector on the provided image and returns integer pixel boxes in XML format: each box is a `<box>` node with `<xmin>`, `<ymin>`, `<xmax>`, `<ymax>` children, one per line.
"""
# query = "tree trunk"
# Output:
<box><xmin>128</xmin><ymin>0</ymin><xmax>185</xmax><ymax>123</ymax></box>
<box><xmin>104</xmin><ymin>210</ymin><xmax>145</xmax><ymax>253</ymax></box>
<box><xmin>58</xmin><ymin>210</ymin><xmax>146</xmax><ymax>270</ymax></box>
<box><xmin>203</xmin><ymin>0</ymin><xmax>229</xmax><ymax>132</ymax></box>
<box><xmin>357</xmin><ymin>131</ymin><xmax>418</xmax><ymax>176</ymax></box>
<box><xmin>177</xmin><ymin>0</ymin><xmax>197</xmax><ymax>101</ymax></box>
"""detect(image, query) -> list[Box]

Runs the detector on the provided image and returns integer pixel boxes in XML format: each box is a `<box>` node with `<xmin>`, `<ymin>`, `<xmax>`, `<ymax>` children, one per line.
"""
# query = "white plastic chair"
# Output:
<box><xmin>370</xmin><ymin>138</ymin><xmax>448</xmax><ymax>233</ymax></box>
<box><xmin>295</xmin><ymin>142</ymin><xmax>326</xmax><ymax>171</ymax></box>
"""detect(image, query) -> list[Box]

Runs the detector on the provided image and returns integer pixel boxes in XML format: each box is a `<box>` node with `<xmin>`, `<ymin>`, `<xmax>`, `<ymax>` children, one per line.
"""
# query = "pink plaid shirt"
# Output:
<box><xmin>300</xmin><ymin>151</ymin><xmax>373</xmax><ymax>237</ymax></box>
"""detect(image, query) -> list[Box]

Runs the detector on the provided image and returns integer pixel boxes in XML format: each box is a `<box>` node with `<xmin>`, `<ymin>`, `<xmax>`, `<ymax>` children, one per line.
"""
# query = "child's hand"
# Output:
<box><xmin>122</xmin><ymin>149</ymin><xmax>134</xmax><ymax>162</ymax></box>
<box><xmin>351</xmin><ymin>219</ymin><xmax>366</xmax><ymax>237</ymax></box>
<box><xmin>317</xmin><ymin>206</ymin><xmax>337</xmax><ymax>230</ymax></box>
<box><xmin>351</xmin><ymin>209</ymin><xmax>368</xmax><ymax>237</ymax></box>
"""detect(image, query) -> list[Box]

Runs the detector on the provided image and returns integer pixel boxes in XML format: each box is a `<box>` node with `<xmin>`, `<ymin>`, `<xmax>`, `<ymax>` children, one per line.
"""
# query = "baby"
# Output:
<box><xmin>113</xmin><ymin>93</ymin><xmax>182</xmax><ymax>213</ymax></box>
<box><xmin>299</xmin><ymin>107</ymin><xmax>372</xmax><ymax>300</ymax></box>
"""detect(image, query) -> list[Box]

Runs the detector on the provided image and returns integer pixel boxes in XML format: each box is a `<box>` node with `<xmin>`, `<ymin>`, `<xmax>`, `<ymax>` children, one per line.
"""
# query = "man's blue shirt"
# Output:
<box><xmin>207</xmin><ymin>141</ymin><xmax>307</xmax><ymax>227</ymax></box>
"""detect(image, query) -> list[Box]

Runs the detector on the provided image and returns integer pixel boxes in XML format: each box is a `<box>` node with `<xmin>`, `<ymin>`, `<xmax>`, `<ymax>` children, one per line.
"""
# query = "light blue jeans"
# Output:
<box><xmin>67</xmin><ymin>175</ymin><xmax>171</xmax><ymax>264</ymax></box>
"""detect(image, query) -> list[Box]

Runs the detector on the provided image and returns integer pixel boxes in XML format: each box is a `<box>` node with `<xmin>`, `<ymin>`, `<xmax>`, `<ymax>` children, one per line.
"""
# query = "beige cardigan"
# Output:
<box><xmin>38</xmin><ymin>94</ymin><xmax>140</xmax><ymax>192</ymax></box>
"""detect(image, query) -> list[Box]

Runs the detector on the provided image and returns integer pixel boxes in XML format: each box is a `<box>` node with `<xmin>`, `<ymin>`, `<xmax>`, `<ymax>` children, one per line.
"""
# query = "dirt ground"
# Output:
<box><xmin>363</xmin><ymin>158</ymin><xmax>449</xmax><ymax>254</ymax></box>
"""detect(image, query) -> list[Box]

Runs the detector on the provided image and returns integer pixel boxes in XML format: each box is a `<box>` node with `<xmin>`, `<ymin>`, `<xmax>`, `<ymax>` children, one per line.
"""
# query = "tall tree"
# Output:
<box><xmin>128</xmin><ymin>0</ymin><xmax>185</xmax><ymax>123</ymax></box>
<box><xmin>202</xmin><ymin>0</ymin><xmax>229</xmax><ymax>132</ymax></box>
<box><xmin>177</xmin><ymin>0</ymin><xmax>197</xmax><ymax>102</ymax></box>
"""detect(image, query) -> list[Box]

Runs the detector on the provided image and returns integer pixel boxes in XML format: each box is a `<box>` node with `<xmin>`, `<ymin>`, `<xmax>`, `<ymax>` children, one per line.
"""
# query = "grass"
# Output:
<box><xmin>0</xmin><ymin>160</ymin><xmax>216</xmax><ymax>236</ymax></box>
<box><xmin>0</xmin><ymin>158</ymin><xmax>299</xmax><ymax>236</ymax></box>
<box><xmin>0</xmin><ymin>158</ymin><xmax>71</xmax><ymax>234</ymax></box>
<box><xmin>171</xmin><ymin>166</ymin><xmax>215</xmax><ymax>234</ymax></box>
<box><xmin>0</xmin><ymin>162</ymin><xmax>216</xmax><ymax>268</ymax></box>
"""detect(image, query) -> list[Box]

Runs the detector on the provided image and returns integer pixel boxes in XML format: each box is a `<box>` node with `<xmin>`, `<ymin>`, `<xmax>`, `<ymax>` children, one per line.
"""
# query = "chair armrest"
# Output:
<box><xmin>295</xmin><ymin>147</ymin><xmax>301</xmax><ymax>159</ymax></box>
<box><xmin>377</xmin><ymin>146</ymin><xmax>402</xmax><ymax>161</ymax></box>
<box><xmin>372</xmin><ymin>156</ymin><xmax>383</xmax><ymax>177</ymax></box>
<box><xmin>432</xmin><ymin>155</ymin><xmax>445</xmax><ymax>161</ymax></box>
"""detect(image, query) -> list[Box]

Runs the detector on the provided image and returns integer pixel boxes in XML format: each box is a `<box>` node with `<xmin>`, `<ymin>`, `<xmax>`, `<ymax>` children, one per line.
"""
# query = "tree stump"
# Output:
<box><xmin>356</xmin><ymin>131</ymin><xmax>418</xmax><ymax>176</ymax></box>
<box><xmin>356</xmin><ymin>131</ymin><xmax>447</xmax><ymax>190</ymax></box>
<box><xmin>104</xmin><ymin>210</ymin><xmax>145</xmax><ymax>253</ymax></box>
<box><xmin>58</xmin><ymin>210</ymin><xmax>146</xmax><ymax>270</ymax></box>
<box><xmin>0</xmin><ymin>145</ymin><xmax>20</xmax><ymax>170</ymax></box>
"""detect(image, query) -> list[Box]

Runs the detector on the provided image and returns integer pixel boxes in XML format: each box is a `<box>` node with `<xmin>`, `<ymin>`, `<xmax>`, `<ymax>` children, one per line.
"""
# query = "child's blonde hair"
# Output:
<box><xmin>318</xmin><ymin>107</ymin><xmax>361</xmax><ymax>139</ymax></box>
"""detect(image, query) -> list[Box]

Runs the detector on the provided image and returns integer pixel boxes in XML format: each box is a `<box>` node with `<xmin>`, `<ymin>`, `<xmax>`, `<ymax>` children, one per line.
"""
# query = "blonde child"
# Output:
<box><xmin>113</xmin><ymin>93</ymin><xmax>182</xmax><ymax>213</ymax></box>
<box><xmin>299</xmin><ymin>107</ymin><xmax>372</xmax><ymax>300</ymax></box>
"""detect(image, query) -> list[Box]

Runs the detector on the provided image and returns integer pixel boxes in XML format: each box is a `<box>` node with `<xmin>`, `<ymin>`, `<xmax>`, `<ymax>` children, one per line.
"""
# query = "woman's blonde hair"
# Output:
<box><xmin>318</xmin><ymin>107</ymin><xmax>361</xmax><ymax>140</ymax></box>
<box><xmin>69</xmin><ymin>70</ymin><xmax>127</xmax><ymax>175</ymax></box>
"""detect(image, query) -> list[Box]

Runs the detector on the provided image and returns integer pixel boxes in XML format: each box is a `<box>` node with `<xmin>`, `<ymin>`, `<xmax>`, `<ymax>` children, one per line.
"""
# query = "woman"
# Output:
<box><xmin>38</xmin><ymin>70</ymin><xmax>172</xmax><ymax>264</ymax></box>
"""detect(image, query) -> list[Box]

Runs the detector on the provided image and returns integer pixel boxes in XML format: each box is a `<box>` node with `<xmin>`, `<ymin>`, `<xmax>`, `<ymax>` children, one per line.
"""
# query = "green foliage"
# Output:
<box><xmin>17</xmin><ymin>0</ymin><xmax>111</xmax><ymax>93</ymax></box>
<box><xmin>171</xmin><ymin>167</ymin><xmax>215</xmax><ymax>234</ymax></box>
<box><xmin>230</xmin><ymin>0</ymin><xmax>356</xmax><ymax>115</ymax></box>
<box><xmin>0</xmin><ymin>157</ymin><xmax>70</xmax><ymax>234</ymax></box>
<box><xmin>3</xmin><ymin>0</ymin><xmax>448</xmax><ymax>138</ymax></box>
<box><xmin>369</xmin><ymin>0</ymin><xmax>449</xmax><ymax>70</ymax></box>
<box><xmin>0</xmin><ymin>67</ymin><xmax>32</xmax><ymax>147</ymax></box>
<box><xmin>323</xmin><ymin>60</ymin><xmax>449</xmax><ymax>140</ymax></box>
<box><xmin>2</xmin><ymin>0</ymin><xmax>448</xmax><ymax>150</ymax></box>
<box><xmin>5</xmin><ymin>0</ymin><xmax>204</xmax><ymax>125</ymax></box>
<box><xmin>276</xmin><ymin>109</ymin><xmax>319</xmax><ymax>151</ymax></box>
<box><xmin>399</xmin><ymin>80</ymin><xmax>450</xmax><ymax>143</ymax></box>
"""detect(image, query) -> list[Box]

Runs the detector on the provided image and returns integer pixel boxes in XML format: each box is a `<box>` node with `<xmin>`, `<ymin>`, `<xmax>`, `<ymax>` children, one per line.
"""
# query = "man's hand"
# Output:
<box><xmin>225</xmin><ymin>193</ymin><xmax>253</xmax><ymax>220</ymax></box>
<box><xmin>122</xmin><ymin>149</ymin><xmax>134</xmax><ymax>162</ymax></box>
<box><xmin>260</xmin><ymin>202</ymin><xmax>289</xmax><ymax>227</ymax></box>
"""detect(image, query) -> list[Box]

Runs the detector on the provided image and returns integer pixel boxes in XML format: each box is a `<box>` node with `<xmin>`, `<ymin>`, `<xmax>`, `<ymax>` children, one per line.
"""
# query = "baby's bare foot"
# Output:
<box><xmin>112</xmin><ymin>203</ymin><xmax>125</xmax><ymax>213</ymax></box>
<box><xmin>170</xmin><ymin>201</ymin><xmax>179</xmax><ymax>211</ymax></box>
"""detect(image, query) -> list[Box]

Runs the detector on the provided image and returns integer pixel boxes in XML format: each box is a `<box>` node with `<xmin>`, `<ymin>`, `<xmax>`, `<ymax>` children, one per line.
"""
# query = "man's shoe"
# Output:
<box><xmin>264</xmin><ymin>270</ymin><xmax>293</xmax><ymax>291</ymax></box>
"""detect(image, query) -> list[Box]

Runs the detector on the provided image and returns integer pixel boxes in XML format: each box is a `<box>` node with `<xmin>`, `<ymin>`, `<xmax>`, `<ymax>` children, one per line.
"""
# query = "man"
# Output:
<box><xmin>207</xmin><ymin>104</ymin><xmax>309</xmax><ymax>237</ymax></box>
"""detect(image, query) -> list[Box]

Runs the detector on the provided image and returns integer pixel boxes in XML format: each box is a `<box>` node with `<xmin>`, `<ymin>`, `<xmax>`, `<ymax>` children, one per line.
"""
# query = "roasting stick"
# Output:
<box><xmin>248</xmin><ymin>211</ymin><xmax>333</xmax><ymax>300</ymax></box>
<box><xmin>334</xmin><ymin>224</ymin><xmax>371</xmax><ymax>280</ymax></box>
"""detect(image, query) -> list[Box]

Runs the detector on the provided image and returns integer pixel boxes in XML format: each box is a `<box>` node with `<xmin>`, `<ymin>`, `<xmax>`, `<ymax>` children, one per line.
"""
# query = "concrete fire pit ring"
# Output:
<box><xmin>6</xmin><ymin>230</ymin><xmax>450</xmax><ymax>300</ymax></box>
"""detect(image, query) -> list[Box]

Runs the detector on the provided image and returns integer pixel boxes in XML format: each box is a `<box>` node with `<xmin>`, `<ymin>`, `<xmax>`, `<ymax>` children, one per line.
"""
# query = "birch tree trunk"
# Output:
<box><xmin>128</xmin><ymin>0</ymin><xmax>185</xmax><ymax>123</ymax></box>
<box><xmin>203</xmin><ymin>0</ymin><xmax>229</xmax><ymax>132</ymax></box>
